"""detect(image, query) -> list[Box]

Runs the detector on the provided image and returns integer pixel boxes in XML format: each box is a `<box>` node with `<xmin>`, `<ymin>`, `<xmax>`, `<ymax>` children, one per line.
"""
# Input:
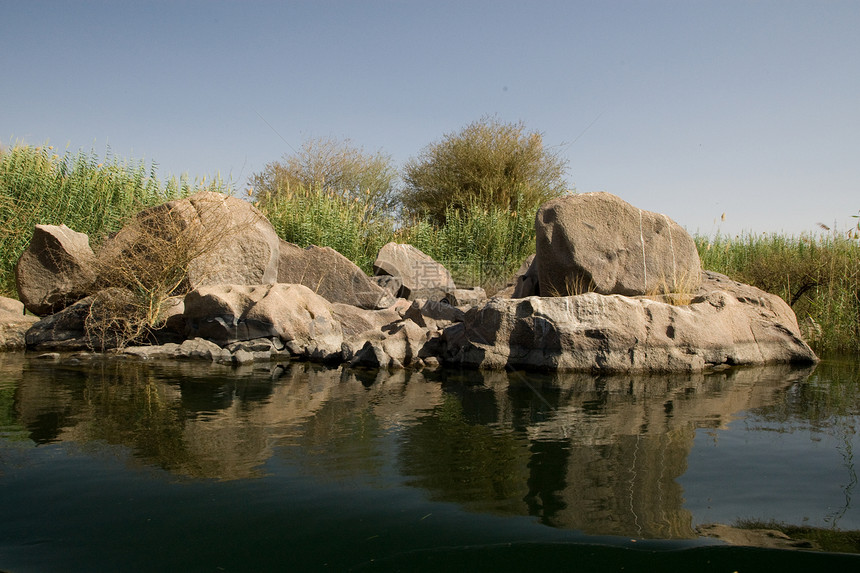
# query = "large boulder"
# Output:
<box><xmin>373</xmin><ymin>242</ymin><xmax>455</xmax><ymax>300</ymax></box>
<box><xmin>535</xmin><ymin>192</ymin><xmax>701</xmax><ymax>297</ymax></box>
<box><xmin>182</xmin><ymin>283</ymin><xmax>343</xmax><ymax>360</ymax></box>
<box><xmin>0</xmin><ymin>296</ymin><xmax>39</xmax><ymax>350</ymax></box>
<box><xmin>442</xmin><ymin>274</ymin><xmax>817</xmax><ymax>372</ymax></box>
<box><xmin>99</xmin><ymin>191</ymin><xmax>280</xmax><ymax>290</ymax></box>
<box><xmin>15</xmin><ymin>224</ymin><xmax>97</xmax><ymax>315</ymax></box>
<box><xmin>278</xmin><ymin>241</ymin><xmax>394</xmax><ymax>309</ymax></box>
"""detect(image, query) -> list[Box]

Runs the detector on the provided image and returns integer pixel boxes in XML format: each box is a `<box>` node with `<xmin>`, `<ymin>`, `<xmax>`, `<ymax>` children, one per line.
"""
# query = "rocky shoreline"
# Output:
<box><xmin>1</xmin><ymin>191</ymin><xmax>818</xmax><ymax>372</ymax></box>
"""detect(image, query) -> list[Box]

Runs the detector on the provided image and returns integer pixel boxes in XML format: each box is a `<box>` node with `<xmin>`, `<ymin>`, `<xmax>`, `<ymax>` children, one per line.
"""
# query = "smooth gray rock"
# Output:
<box><xmin>224</xmin><ymin>338</ymin><xmax>283</xmax><ymax>353</ymax></box>
<box><xmin>403</xmin><ymin>299</ymin><xmax>465</xmax><ymax>331</ymax></box>
<box><xmin>231</xmin><ymin>348</ymin><xmax>255</xmax><ymax>365</ymax></box>
<box><xmin>329</xmin><ymin>302</ymin><xmax>403</xmax><ymax>338</ymax></box>
<box><xmin>346</xmin><ymin>319</ymin><xmax>432</xmax><ymax>369</ymax></box>
<box><xmin>535</xmin><ymin>192</ymin><xmax>701</xmax><ymax>297</ymax></box>
<box><xmin>24</xmin><ymin>288</ymin><xmax>135</xmax><ymax>351</ymax></box>
<box><xmin>15</xmin><ymin>224</ymin><xmax>96</xmax><ymax>315</ymax></box>
<box><xmin>99</xmin><ymin>191</ymin><xmax>280</xmax><ymax>290</ymax></box>
<box><xmin>178</xmin><ymin>337</ymin><xmax>231</xmax><ymax>362</ymax></box>
<box><xmin>121</xmin><ymin>343</ymin><xmax>181</xmax><ymax>359</ymax></box>
<box><xmin>512</xmin><ymin>254</ymin><xmax>539</xmax><ymax>298</ymax></box>
<box><xmin>373</xmin><ymin>242</ymin><xmax>455</xmax><ymax>300</ymax></box>
<box><xmin>445</xmin><ymin>287</ymin><xmax>487</xmax><ymax>307</ymax></box>
<box><xmin>183</xmin><ymin>283</ymin><xmax>343</xmax><ymax>361</ymax></box>
<box><xmin>442</xmin><ymin>277</ymin><xmax>817</xmax><ymax>372</ymax></box>
<box><xmin>278</xmin><ymin>241</ymin><xmax>394</xmax><ymax>309</ymax></box>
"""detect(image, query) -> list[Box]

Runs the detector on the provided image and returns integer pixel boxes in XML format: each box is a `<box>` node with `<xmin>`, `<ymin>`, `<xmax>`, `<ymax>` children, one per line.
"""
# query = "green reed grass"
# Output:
<box><xmin>257</xmin><ymin>184</ymin><xmax>395</xmax><ymax>273</ymax></box>
<box><xmin>396</xmin><ymin>202</ymin><xmax>538</xmax><ymax>292</ymax></box>
<box><xmin>256</xmin><ymin>186</ymin><xmax>537</xmax><ymax>292</ymax></box>
<box><xmin>0</xmin><ymin>144</ymin><xmax>229</xmax><ymax>297</ymax></box>
<box><xmin>14</xmin><ymin>141</ymin><xmax>853</xmax><ymax>356</ymax></box>
<box><xmin>697</xmin><ymin>232</ymin><xmax>860</xmax><ymax>355</ymax></box>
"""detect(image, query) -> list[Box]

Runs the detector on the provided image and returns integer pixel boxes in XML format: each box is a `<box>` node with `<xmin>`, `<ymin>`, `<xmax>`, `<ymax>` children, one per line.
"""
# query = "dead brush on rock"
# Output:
<box><xmin>643</xmin><ymin>270</ymin><xmax>701</xmax><ymax>306</ymax></box>
<box><xmin>545</xmin><ymin>273</ymin><xmax>597</xmax><ymax>297</ymax></box>
<box><xmin>87</xmin><ymin>194</ymin><xmax>254</xmax><ymax>349</ymax></box>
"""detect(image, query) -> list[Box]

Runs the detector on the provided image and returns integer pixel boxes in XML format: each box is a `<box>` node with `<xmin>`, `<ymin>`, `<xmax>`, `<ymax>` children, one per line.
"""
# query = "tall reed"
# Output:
<box><xmin>7</xmin><ymin>143</ymin><xmax>855</xmax><ymax>356</ymax></box>
<box><xmin>397</xmin><ymin>202</ymin><xmax>538</xmax><ymax>292</ymax></box>
<box><xmin>697</xmin><ymin>232</ymin><xmax>860</xmax><ymax>355</ymax></box>
<box><xmin>256</xmin><ymin>186</ymin><xmax>537</xmax><ymax>291</ymax></box>
<box><xmin>0</xmin><ymin>144</ymin><xmax>229</xmax><ymax>296</ymax></box>
<box><xmin>257</xmin><ymin>184</ymin><xmax>395</xmax><ymax>273</ymax></box>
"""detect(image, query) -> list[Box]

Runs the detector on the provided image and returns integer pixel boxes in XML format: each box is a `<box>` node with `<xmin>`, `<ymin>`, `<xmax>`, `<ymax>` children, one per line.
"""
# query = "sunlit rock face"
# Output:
<box><xmin>442</xmin><ymin>271</ymin><xmax>817</xmax><ymax>372</ymax></box>
<box><xmin>15</xmin><ymin>224</ymin><xmax>97</xmax><ymax>316</ymax></box>
<box><xmin>100</xmin><ymin>191</ymin><xmax>281</xmax><ymax>290</ymax></box>
<box><xmin>535</xmin><ymin>192</ymin><xmax>702</xmax><ymax>297</ymax></box>
<box><xmin>454</xmin><ymin>192</ymin><xmax>814</xmax><ymax>373</ymax></box>
<box><xmin>0</xmin><ymin>297</ymin><xmax>38</xmax><ymax>349</ymax></box>
<box><xmin>278</xmin><ymin>241</ymin><xmax>394</xmax><ymax>310</ymax></box>
<box><xmin>183</xmin><ymin>283</ymin><xmax>343</xmax><ymax>360</ymax></box>
<box><xmin>12</xmin><ymin>190</ymin><xmax>817</xmax><ymax>374</ymax></box>
<box><xmin>373</xmin><ymin>242</ymin><xmax>455</xmax><ymax>301</ymax></box>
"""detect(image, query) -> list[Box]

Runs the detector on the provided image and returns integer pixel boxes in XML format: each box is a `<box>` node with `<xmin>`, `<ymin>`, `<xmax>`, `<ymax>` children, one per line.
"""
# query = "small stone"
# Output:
<box><xmin>232</xmin><ymin>349</ymin><xmax>255</xmax><ymax>365</ymax></box>
<box><xmin>178</xmin><ymin>337</ymin><xmax>230</xmax><ymax>361</ymax></box>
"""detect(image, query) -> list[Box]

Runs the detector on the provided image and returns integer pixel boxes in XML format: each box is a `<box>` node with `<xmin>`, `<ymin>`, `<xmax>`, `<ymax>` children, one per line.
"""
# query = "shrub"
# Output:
<box><xmin>88</xmin><ymin>194</ymin><xmax>248</xmax><ymax>348</ymax></box>
<box><xmin>249</xmin><ymin>136</ymin><xmax>399</xmax><ymax>221</ymax></box>
<box><xmin>401</xmin><ymin>115</ymin><xmax>569</xmax><ymax>224</ymax></box>
<box><xmin>255</xmin><ymin>187</ymin><xmax>537</xmax><ymax>292</ymax></box>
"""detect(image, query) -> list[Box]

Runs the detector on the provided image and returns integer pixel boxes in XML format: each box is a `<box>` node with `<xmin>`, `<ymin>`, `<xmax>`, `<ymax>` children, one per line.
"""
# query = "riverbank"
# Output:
<box><xmin>3</xmin><ymin>144</ymin><xmax>857</xmax><ymax>355</ymax></box>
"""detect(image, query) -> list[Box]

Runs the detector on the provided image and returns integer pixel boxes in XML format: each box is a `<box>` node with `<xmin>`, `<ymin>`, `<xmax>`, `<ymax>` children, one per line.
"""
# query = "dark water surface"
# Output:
<box><xmin>1</xmin><ymin>353</ymin><xmax>859</xmax><ymax>572</ymax></box>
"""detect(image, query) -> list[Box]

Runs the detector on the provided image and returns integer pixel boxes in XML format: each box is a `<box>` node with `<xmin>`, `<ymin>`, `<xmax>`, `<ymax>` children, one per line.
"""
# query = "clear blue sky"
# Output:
<box><xmin>2</xmin><ymin>0</ymin><xmax>858</xmax><ymax>237</ymax></box>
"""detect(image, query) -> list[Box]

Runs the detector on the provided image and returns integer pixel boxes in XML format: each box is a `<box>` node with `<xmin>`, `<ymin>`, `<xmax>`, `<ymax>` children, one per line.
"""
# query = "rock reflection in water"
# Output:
<box><xmin>1</xmin><ymin>353</ymin><xmax>815</xmax><ymax>540</ymax></box>
<box><xmin>399</xmin><ymin>365</ymin><xmax>815</xmax><ymax>539</ymax></box>
<box><xmin>4</xmin><ymin>356</ymin><xmax>446</xmax><ymax>481</ymax></box>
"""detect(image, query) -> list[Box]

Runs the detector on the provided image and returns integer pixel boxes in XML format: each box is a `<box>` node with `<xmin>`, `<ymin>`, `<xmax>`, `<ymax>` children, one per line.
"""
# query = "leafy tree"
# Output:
<box><xmin>249</xmin><ymin>136</ymin><xmax>399</xmax><ymax>220</ymax></box>
<box><xmin>400</xmin><ymin>116</ymin><xmax>570</xmax><ymax>224</ymax></box>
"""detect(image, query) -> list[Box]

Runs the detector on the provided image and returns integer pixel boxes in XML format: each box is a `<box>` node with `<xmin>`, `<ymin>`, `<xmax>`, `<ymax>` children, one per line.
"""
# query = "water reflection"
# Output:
<box><xmin>0</xmin><ymin>353</ymin><xmax>840</xmax><ymax>540</ymax></box>
<box><xmin>2</xmin><ymin>356</ymin><xmax>447</xmax><ymax>481</ymax></box>
<box><xmin>401</xmin><ymin>366</ymin><xmax>818</xmax><ymax>538</ymax></box>
<box><xmin>698</xmin><ymin>359</ymin><xmax>860</xmax><ymax>532</ymax></box>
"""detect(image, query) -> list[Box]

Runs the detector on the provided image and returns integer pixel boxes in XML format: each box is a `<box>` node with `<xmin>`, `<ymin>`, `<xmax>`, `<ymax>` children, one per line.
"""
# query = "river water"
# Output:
<box><xmin>1</xmin><ymin>353</ymin><xmax>859</xmax><ymax>571</ymax></box>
